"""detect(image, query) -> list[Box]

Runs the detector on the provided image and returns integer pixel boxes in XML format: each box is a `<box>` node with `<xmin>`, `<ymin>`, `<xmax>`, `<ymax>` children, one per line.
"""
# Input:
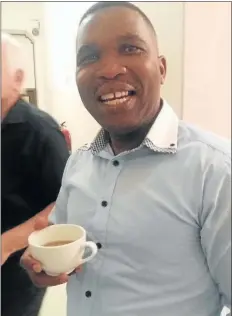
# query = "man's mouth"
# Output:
<box><xmin>98</xmin><ymin>90</ymin><xmax>136</xmax><ymax>106</ymax></box>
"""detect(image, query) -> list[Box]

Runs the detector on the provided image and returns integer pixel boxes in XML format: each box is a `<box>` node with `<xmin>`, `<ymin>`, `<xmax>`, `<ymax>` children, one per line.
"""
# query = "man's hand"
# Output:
<box><xmin>20</xmin><ymin>248</ymin><xmax>69</xmax><ymax>287</ymax></box>
<box><xmin>20</xmin><ymin>217</ymin><xmax>82</xmax><ymax>287</ymax></box>
<box><xmin>20</xmin><ymin>217</ymin><xmax>68</xmax><ymax>287</ymax></box>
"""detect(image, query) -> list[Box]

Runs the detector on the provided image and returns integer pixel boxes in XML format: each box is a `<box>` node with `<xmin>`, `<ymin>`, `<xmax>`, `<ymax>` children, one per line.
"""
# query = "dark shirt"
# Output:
<box><xmin>1</xmin><ymin>99</ymin><xmax>70</xmax><ymax>314</ymax></box>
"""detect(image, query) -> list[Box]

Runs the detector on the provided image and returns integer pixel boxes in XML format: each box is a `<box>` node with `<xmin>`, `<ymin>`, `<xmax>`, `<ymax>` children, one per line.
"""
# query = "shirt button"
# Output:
<box><xmin>96</xmin><ymin>242</ymin><xmax>102</xmax><ymax>249</ymax></box>
<box><xmin>113</xmin><ymin>160</ymin><xmax>119</xmax><ymax>166</ymax></box>
<box><xmin>85</xmin><ymin>291</ymin><xmax>92</xmax><ymax>298</ymax></box>
<box><xmin>101</xmin><ymin>200</ymin><xmax>108</xmax><ymax>207</ymax></box>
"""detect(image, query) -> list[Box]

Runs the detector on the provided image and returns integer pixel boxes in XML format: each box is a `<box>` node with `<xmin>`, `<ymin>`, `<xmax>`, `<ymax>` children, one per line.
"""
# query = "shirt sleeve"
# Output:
<box><xmin>48</xmin><ymin>186</ymin><xmax>68</xmax><ymax>224</ymax></box>
<box><xmin>200</xmin><ymin>154</ymin><xmax>231</xmax><ymax>310</ymax></box>
<box><xmin>49</xmin><ymin>151</ymin><xmax>77</xmax><ymax>225</ymax></box>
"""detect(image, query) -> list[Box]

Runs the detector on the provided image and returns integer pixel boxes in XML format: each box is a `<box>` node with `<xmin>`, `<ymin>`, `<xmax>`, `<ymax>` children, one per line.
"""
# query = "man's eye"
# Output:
<box><xmin>121</xmin><ymin>44</ymin><xmax>143</xmax><ymax>54</ymax></box>
<box><xmin>77</xmin><ymin>54</ymin><xmax>99</xmax><ymax>66</ymax></box>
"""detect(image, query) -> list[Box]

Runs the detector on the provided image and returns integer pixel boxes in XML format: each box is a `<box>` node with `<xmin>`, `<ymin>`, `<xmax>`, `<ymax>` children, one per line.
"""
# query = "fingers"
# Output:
<box><xmin>28</xmin><ymin>271</ymin><xmax>69</xmax><ymax>288</ymax></box>
<box><xmin>21</xmin><ymin>248</ymin><xmax>69</xmax><ymax>287</ymax></box>
<box><xmin>20</xmin><ymin>249</ymin><xmax>42</xmax><ymax>273</ymax></box>
<box><xmin>68</xmin><ymin>266</ymin><xmax>82</xmax><ymax>276</ymax></box>
<box><xmin>75</xmin><ymin>266</ymin><xmax>82</xmax><ymax>272</ymax></box>
<box><xmin>34</xmin><ymin>216</ymin><xmax>50</xmax><ymax>231</ymax></box>
<box><xmin>21</xmin><ymin>247</ymin><xmax>82</xmax><ymax>288</ymax></box>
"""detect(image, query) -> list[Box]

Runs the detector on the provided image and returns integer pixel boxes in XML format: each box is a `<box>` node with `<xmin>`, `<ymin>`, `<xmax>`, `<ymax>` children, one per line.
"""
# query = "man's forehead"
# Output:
<box><xmin>77</xmin><ymin>6</ymin><xmax>150</xmax><ymax>46</ymax></box>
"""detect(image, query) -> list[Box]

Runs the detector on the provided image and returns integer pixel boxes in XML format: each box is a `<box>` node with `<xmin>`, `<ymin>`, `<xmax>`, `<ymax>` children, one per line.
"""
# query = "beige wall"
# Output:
<box><xmin>183</xmin><ymin>2</ymin><xmax>231</xmax><ymax>139</ymax></box>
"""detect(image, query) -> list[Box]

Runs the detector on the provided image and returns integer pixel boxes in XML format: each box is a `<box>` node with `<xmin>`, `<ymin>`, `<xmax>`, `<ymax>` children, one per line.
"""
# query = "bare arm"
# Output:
<box><xmin>2</xmin><ymin>111</ymin><xmax>69</xmax><ymax>266</ymax></box>
<box><xmin>1</xmin><ymin>203</ymin><xmax>54</xmax><ymax>265</ymax></box>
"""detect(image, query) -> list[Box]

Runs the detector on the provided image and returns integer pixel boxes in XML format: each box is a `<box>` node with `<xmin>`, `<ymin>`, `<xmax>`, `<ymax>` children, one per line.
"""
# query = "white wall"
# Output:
<box><xmin>183</xmin><ymin>2</ymin><xmax>231</xmax><ymax>139</ymax></box>
<box><xmin>38</xmin><ymin>284</ymin><xmax>67</xmax><ymax>316</ymax></box>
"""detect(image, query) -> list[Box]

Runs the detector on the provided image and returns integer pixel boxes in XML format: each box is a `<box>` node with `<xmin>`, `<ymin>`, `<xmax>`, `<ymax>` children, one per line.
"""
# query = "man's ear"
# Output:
<box><xmin>158</xmin><ymin>55</ymin><xmax>167</xmax><ymax>85</ymax></box>
<box><xmin>14</xmin><ymin>69</ymin><xmax>24</xmax><ymax>91</ymax></box>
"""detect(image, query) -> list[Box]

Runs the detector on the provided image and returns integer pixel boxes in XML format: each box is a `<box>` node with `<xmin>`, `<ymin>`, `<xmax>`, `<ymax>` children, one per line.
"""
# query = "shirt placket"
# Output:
<box><xmin>80</xmin><ymin>156</ymin><xmax>123</xmax><ymax>316</ymax></box>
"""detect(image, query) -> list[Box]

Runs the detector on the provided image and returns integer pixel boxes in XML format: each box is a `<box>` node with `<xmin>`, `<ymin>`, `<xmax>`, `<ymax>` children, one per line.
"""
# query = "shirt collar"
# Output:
<box><xmin>87</xmin><ymin>99</ymin><xmax>179</xmax><ymax>155</ymax></box>
<box><xmin>2</xmin><ymin>99</ymin><xmax>29</xmax><ymax>126</ymax></box>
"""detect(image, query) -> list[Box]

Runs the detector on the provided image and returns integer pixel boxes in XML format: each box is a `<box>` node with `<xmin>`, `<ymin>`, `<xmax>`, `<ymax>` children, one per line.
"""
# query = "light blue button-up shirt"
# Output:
<box><xmin>50</xmin><ymin>101</ymin><xmax>231</xmax><ymax>316</ymax></box>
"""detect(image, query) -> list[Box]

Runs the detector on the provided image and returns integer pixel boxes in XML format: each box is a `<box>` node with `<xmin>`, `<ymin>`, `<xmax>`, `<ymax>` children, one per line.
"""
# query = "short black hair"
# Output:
<box><xmin>79</xmin><ymin>1</ymin><xmax>156</xmax><ymax>36</ymax></box>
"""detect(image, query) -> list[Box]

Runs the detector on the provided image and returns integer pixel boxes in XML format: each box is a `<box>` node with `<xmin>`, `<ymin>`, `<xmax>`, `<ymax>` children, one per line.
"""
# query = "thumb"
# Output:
<box><xmin>34</xmin><ymin>216</ymin><xmax>49</xmax><ymax>231</ymax></box>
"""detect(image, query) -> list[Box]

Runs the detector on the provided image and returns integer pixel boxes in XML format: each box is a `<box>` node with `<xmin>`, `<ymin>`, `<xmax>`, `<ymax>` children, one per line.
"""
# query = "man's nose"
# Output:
<box><xmin>97</xmin><ymin>57</ymin><xmax>127</xmax><ymax>79</ymax></box>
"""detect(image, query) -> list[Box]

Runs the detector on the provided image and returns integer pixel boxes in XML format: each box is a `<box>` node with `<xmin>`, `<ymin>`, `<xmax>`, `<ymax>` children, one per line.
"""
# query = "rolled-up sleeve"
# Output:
<box><xmin>49</xmin><ymin>186</ymin><xmax>68</xmax><ymax>224</ymax></box>
<box><xmin>200</xmin><ymin>154</ymin><xmax>231</xmax><ymax>311</ymax></box>
<box><xmin>49</xmin><ymin>152</ymin><xmax>76</xmax><ymax>225</ymax></box>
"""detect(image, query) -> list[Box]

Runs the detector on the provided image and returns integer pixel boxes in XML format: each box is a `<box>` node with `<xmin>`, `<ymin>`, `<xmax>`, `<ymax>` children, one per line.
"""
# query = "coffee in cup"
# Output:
<box><xmin>43</xmin><ymin>240</ymin><xmax>74</xmax><ymax>247</ymax></box>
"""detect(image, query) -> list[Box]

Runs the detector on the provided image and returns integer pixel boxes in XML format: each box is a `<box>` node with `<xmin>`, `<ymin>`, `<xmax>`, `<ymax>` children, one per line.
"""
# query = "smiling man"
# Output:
<box><xmin>21</xmin><ymin>2</ymin><xmax>231</xmax><ymax>316</ymax></box>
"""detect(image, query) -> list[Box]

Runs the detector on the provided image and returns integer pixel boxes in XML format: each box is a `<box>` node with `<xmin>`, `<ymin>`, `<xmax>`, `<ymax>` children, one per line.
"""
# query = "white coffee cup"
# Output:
<box><xmin>28</xmin><ymin>224</ymin><xmax>98</xmax><ymax>276</ymax></box>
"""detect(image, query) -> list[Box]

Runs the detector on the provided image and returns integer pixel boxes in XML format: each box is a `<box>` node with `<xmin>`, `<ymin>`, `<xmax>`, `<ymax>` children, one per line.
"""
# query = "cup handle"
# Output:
<box><xmin>79</xmin><ymin>241</ymin><xmax>98</xmax><ymax>265</ymax></box>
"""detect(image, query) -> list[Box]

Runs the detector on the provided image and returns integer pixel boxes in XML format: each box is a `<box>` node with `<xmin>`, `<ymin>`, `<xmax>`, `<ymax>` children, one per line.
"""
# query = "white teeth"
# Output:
<box><xmin>100</xmin><ymin>91</ymin><xmax>129</xmax><ymax>101</ymax></box>
<box><xmin>115</xmin><ymin>91</ymin><xmax>122</xmax><ymax>98</ymax></box>
<box><xmin>101</xmin><ymin>93</ymin><xmax>115</xmax><ymax>101</ymax></box>
<box><xmin>104</xmin><ymin>97</ymin><xmax>128</xmax><ymax>106</ymax></box>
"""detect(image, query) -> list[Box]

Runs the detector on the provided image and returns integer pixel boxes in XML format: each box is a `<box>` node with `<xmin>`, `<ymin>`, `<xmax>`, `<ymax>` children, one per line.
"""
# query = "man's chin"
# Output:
<box><xmin>104</xmin><ymin>123</ymin><xmax>140</xmax><ymax>137</ymax></box>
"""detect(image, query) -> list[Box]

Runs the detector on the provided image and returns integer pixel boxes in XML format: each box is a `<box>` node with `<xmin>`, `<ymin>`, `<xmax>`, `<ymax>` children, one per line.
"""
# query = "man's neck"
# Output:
<box><xmin>111</xmin><ymin>113</ymin><xmax>163</xmax><ymax>155</ymax></box>
<box><xmin>109</xmin><ymin>122</ymin><xmax>154</xmax><ymax>155</ymax></box>
<box><xmin>109</xmin><ymin>100</ymin><xmax>163</xmax><ymax>155</ymax></box>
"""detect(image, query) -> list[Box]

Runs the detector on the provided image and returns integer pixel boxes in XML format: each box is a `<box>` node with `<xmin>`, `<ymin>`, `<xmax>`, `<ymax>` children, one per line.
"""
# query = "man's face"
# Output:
<box><xmin>1</xmin><ymin>44</ymin><xmax>12</xmax><ymax>101</ymax></box>
<box><xmin>1</xmin><ymin>43</ymin><xmax>23</xmax><ymax>103</ymax></box>
<box><xmin>76</xmin><ymin>7</ymin><xmax>166</xmax><ymax>134</ymax></box>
